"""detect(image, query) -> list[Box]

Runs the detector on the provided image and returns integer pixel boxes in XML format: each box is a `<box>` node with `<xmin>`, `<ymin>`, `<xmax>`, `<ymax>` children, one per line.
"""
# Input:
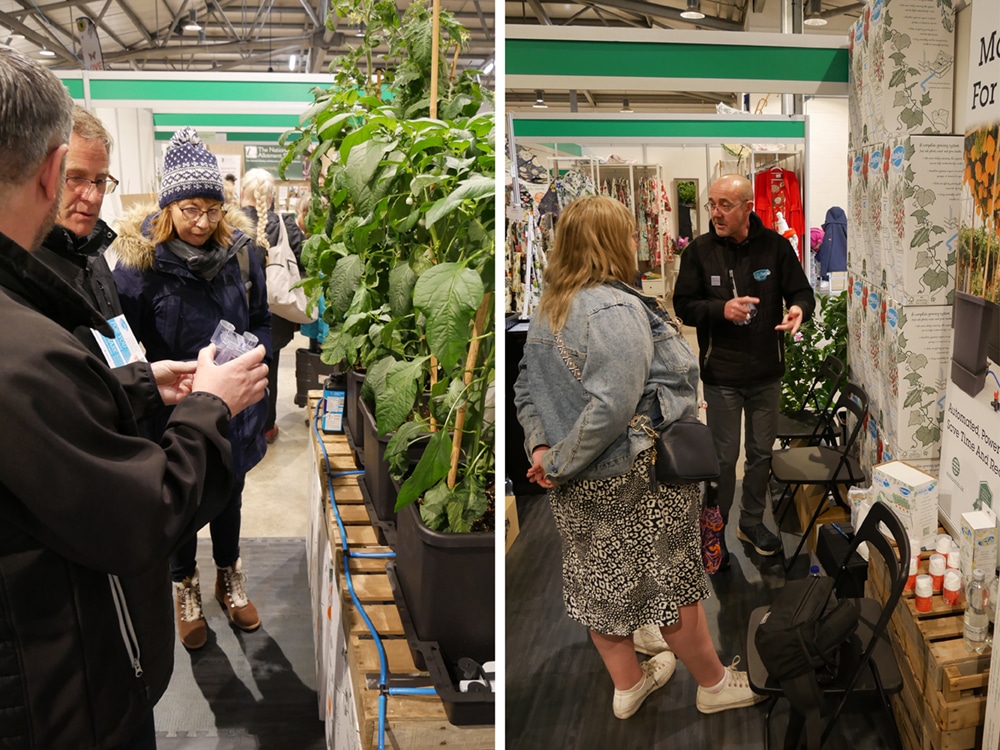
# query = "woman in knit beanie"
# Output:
<box><xmin>112</xmin><ymin>127</ymin><xmax>272</xmax><ymax>651</ymax></box>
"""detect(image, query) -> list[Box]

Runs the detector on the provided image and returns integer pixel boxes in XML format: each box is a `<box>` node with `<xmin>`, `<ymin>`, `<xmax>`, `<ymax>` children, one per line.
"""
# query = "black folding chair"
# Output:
<box><xmin>746</xmin><ymin>501</ymin><xmax>909</xmax><ymax>749</ymax></box>
<box><xmin>771</xmin><ymin>383</ymin><xmax>869</xmax><ymax>568</ymax></box>
<box><xmin>777</xmin><ymin>354</ymin><xmax>846</xmax><ymax>448</ymax></box>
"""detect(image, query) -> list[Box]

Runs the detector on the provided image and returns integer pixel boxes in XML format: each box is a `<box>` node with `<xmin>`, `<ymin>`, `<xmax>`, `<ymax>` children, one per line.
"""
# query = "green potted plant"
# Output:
<box><xmin>781</xmin><ymin>289</ymin><xmax>848</xmax><ymax>411</ymax></box>
<box><xmin>285</xmin><ymin>0</ymin><xmax>495</xmax><ymax>669</ymax></box>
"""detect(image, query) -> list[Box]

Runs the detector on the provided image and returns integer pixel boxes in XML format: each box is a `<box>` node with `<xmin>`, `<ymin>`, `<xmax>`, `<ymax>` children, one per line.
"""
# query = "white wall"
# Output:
<box><xmin>804</xmin><ymin>96</ymin><xmax>849</xmax><ymax>232</ymax></box>
<box><xmin>94</xmin><ymin>107</ymin><xmax>157</xmax><ymax>228</ymax></box>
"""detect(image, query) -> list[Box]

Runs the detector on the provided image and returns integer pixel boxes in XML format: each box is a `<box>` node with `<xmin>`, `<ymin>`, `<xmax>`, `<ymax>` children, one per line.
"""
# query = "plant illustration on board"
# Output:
<box><xmin>282</xmin><ymin>0</ymin><xmax>495</xmax><ymax>534</ymax></box>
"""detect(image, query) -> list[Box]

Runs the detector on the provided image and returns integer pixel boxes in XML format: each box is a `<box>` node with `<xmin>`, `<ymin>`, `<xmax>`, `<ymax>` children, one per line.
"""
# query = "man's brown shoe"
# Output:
<box><xmin>174</xmin><ymin>569</ymin><xmax>208</xmax><ymax>650</ymax></box>
<box><xmin>215</xmin><ymin>557</ymin><xmax>261</xmax><ymax>632</ymax></box>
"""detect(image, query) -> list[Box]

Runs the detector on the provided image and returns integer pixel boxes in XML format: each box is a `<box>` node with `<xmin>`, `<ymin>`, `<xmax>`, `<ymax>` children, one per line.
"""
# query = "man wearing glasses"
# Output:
<box><xmin>674</xmin><ymin>174</ymin><xmax>815</xmax><ymax>570</ymax></box>
<box><xmin>35</xmin><ymin>106</ymin><xmax>122</xmax><ymax>343</ymax></box>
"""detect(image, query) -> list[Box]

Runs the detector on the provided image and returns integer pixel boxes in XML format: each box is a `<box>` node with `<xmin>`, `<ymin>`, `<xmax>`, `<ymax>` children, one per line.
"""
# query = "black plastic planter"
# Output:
<box><xmin>358</xmin><ymin>398</ymin><xmax>428</xmax><ymax>531</ymax></box>
<box><xmin>345</xmin><ymin>368</ymin><xmax>365</xmax><ymax>466</ymax></box>
<box><xmin>393</xmin><ymin>502</ymin><xmax>495</xmax><ymax>669</ymax></box>
<box><xmin>952</xmin><ymin>291</ymin><xmax>998</xmax><ymax>397</ymax></box>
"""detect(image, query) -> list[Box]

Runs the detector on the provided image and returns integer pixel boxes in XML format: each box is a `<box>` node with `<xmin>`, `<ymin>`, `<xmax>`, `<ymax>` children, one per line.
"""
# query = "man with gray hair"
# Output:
<box><xmin>0</xmin><ymin>47</ymin><xmax>269</xmax><ymax>749</ymax></box>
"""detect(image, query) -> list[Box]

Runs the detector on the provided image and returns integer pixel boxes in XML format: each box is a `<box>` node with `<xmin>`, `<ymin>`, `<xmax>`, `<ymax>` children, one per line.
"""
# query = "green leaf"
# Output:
<box><xmin>395</xmin><ymin>430</ymin><xmax>452</xmax><ymax>511</ymax></box>
<box><xmin>343</xmin><ymin>138</ymin><xmax>398</xmax><ymax>213</ymax></box>
<box><xmin>329</xmin><ymin>255</ymin><xmax>363</xmax><ymax>317</ymax></box>
<box><xmin>414</xmin><ymin>263</ymin><xmax>484</xmax><ymax>371</ymax></box>
<box><xmin>417</xmin><ymin>480</ymin><xmax>452</xmax><ymax>529</ymax></box>
<box><xmin>365</xmin><ymin>355</ymin><xmax>396</xmax><ymax>403</ymax></box>
<box><xmin>425</xmin><ymin>174</ymin><xmax>496</xmax><ymax>228</ymax></box>
<box><xmin>384</xmin><ymin>420</ymin><xmax>428</xmax><ymax>478</ymax></box>
<box><xmin>376</xmin><ymin>357</ymin><xmax>429</xmax><ymax>435</ymax></box>
<box><xmin>388</xmin><ymin>262</ymin><xmax>417</xmax><ymax>317</ymax></box>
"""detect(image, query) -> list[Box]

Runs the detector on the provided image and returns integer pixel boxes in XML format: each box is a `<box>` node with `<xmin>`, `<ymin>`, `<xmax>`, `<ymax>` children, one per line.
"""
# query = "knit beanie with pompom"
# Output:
<box><xmin>158</xmin><ymin>127</ymin><xmax>224</xmax><ymax>208</ymax></box>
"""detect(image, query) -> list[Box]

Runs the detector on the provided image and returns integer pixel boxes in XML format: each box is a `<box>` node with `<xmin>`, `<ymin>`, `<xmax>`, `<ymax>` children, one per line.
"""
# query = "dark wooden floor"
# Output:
<box><xmin>504</xmin><ymin>489</ymin><xmax>899</xmax><ymax>749</ymax></box>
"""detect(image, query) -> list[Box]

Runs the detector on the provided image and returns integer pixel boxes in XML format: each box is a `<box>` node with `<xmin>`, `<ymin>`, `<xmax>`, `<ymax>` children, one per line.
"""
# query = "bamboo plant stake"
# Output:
<box><xmin>447</xmin><ymin>293</ymin><xmax>492</xmax><ymax>489</ymax></box>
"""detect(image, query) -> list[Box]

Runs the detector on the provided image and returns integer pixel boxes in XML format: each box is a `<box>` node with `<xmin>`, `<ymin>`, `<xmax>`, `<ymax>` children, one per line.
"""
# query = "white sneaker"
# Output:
<box><xmin>613</xmin><ymin>650</ymin><xmax>677</xmax><ymax>719</ymax></box>
<box><xmin>633</xmin><ymin>623</ymin><xmax>672</xmax><ymax>656</ymax></box>
<box><xmin>695</xmin><ymin>656</ymin><xmax>767</xmax><ymax>714</ymax></box>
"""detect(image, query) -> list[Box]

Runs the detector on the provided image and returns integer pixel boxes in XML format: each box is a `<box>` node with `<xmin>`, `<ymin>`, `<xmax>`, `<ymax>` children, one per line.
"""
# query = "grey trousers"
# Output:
<box><xmin>703</xmin><ymin>379</ymin><xmax>781</xmax><ymax>527</ymax></box>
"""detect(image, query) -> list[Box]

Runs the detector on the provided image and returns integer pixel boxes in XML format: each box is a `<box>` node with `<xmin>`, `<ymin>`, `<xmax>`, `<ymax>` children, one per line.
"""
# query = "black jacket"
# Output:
<box><xmin>0</xmin><ymin>231</ymin><xmax>234</xmax><ymax>749</ymax></box>
<box><xmin>33</xmin><ymin>219</ymin><xmax>164</xmax><ymax>420</ymax></box>
<box><xmin>673</xmin><ymin>212</ymin><xmax>816</xmax><ymax>387</ymax></box>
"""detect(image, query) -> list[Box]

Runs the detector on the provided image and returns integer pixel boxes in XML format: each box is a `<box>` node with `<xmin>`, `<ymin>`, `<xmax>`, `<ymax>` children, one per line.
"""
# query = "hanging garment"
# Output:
<box><xmin>754</xmin><ymin>167</ymin><xmax>804</xmax><ymax>257</ymax></box>
<box><xmin>817</xmin><ymin>206</ymin><xmax>848</xmax><ymax>280</ymax></box>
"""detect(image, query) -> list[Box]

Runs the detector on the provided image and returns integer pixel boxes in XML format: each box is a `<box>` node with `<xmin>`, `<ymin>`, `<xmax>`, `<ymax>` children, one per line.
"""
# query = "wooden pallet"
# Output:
<box><xmin>309</xmin><ymin>408</ymin><xmax>494</xmax><ymax>748</ymax></box>
<box><xmin>867</xmin><ymin>542</ymin><xmax>990</xmax><ymax>750</ymax></box>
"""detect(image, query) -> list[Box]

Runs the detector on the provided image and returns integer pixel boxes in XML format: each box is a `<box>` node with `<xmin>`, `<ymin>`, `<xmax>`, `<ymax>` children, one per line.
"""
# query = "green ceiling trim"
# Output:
<box><xmin>505</xmin><ymin>39</ymin><xmax>848</xmax><ymax>84</ymax></box>
<box><xmin>153</xmin><ymin>113</ymin><xmax>300</xmax><ymax>128</ymax></box>
<box><xmin>90</xmin><ymin>78</ymin><xmax>323</xmax><ymax>103</ymax></box>
<box><xmin>153</xmin><ymin>131</ymin><xmax>301</xmax><ymax>143</ymax></box>
<box><xmin>62</xmin><ymin>78</ymin><xmax>85</xmax><ymax>99</ymax></box>
<box><xmin>514</xmin><ymin>118</ymin><xmax>806</xmax><ymax>140</ymax></box>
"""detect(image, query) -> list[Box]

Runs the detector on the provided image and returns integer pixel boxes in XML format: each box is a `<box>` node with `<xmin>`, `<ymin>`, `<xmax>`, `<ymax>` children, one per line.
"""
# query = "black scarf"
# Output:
<box><xmin>165</xmin><ymin>236</ymin><xmax>238</xmax><ymax>281</ymax></box>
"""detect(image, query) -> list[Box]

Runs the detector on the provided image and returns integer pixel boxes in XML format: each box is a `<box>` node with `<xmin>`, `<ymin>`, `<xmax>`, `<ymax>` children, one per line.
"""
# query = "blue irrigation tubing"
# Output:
<box><xmin>988</xmin><ymin>367</ymin><xmax>1000</xmax><ymax>391</ymax></box>
<box><xmin>310</xmin><ymin>400</ymin><xmax>435</xmax><ymax>748</ymax></box>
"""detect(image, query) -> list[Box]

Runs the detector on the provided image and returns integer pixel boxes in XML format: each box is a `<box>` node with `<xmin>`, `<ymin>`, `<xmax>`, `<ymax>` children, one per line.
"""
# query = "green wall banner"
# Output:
<box><xmin>244</xmin><ymin>144</ymin><xmax>304</xmax><ymax>180</ymax></box>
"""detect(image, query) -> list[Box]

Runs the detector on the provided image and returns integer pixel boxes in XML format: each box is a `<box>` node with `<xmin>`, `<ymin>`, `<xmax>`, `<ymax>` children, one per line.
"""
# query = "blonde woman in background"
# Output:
<box><xmin>240</xmin><ymin>168</ymin><xmax>306</xmax><ymax>443</ymax></box>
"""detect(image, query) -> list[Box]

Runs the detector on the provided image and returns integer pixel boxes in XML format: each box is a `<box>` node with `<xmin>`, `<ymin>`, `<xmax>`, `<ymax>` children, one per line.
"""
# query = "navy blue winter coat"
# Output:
<box><xmin>817</xmin><ymin>206</ymin><xmax>848</xmax><ymax>279</ymax></box>
<box><xmin>112</xmin><ymin>204</ymin><xmax>271</xmax><ymax>478</ymax></box>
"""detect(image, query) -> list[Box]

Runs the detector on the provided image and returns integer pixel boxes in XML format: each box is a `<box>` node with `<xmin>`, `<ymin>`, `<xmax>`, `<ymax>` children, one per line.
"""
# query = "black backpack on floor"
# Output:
<box><xmin>755</xmin><ymin>575</ymin><xmax>860</xmax><ymax>749</ymax></box>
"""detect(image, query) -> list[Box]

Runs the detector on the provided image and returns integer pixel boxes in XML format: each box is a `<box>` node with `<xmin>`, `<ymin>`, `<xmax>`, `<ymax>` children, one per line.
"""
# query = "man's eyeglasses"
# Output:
<box><xmin>66</xmin><ymin>175</ymin><xmax>119</xmax><ymax>196</ymax></box>
<box><xmin>178</xmin><ymin>205</ymin><xmax>223</xmax><ymax>224</ymax></box>
<box><xmin>704</xmin><ymin>199</ymin><xmax>747</xmax><ymax>214</ymax></box>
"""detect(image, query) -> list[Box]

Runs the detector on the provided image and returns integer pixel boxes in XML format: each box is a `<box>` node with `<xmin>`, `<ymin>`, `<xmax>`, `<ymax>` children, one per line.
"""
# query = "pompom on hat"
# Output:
<box><xmin>158</xmin><ymin>127</ymin><xmax>225</xmax><ymax>208</ymax></box>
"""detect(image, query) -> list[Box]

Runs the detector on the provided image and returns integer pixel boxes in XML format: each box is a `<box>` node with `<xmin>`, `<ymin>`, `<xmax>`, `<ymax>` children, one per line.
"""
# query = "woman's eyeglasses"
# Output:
<box><xmin>178</xmin><ymin>206</ymin><xmax>223</xmax><ymax>224</ymax></box>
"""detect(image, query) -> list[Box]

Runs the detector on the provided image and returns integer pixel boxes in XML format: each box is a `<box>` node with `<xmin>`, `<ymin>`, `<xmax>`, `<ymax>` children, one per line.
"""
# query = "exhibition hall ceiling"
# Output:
<box><xmin>0</xmin><ymin>0</ymin><xmax>495</xmax><ymax>77</ymax></box>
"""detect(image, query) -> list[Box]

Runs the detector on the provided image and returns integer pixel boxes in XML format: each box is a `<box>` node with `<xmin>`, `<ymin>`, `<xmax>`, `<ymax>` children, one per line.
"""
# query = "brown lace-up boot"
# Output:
<box><xmin>174</xmin><ymin>568</ymin><xmax>208</xmax><ymax>649</ymax></box>
<box><xmin>215</xmin><ymin>557</ymin><xmax>261</xmax><ymax>632</ymax></box>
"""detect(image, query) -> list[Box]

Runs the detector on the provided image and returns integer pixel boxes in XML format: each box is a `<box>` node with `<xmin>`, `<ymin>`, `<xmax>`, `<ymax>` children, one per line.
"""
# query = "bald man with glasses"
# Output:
<box><xmin>673</xmin><ymin>174</ymin><xmax>815</xmax><ymax>571</ymax></box>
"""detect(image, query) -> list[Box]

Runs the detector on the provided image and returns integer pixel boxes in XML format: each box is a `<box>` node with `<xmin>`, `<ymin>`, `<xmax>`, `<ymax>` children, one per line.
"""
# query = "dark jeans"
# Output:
<box><xmin>703</xmin><ymin>379</ymin><xmax>781</xmax><ymax>527</ymax></box>
<box><xmin>170</xmin><ymin>474</ymin><xmax>245</xmax><ymax>581</ymax></box>
<box><xmin>107</xmin><ymin>712</ymin><xmax>156</xmax><ymax>750</ymax></box>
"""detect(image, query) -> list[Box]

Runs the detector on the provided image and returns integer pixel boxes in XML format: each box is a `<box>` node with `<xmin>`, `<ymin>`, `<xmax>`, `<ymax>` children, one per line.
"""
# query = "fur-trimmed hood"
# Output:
<box><xmin>111</xmin><ymin>202</ymin><xmax>256</xmax><ymax>272</ymax></box>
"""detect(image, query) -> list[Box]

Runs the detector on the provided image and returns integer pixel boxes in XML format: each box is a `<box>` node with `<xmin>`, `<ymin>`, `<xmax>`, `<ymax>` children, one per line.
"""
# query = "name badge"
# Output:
<box><xmin>92</xmin><ymin>314</ymin><xmax>147</xmax><ymax>368</ymax></box>
<box><xmin>710</xmin><ymin>275</ymin><xmax>721</xmax><ymax>287</ymax></box>
<box><xmin>753</xmin><ymin>268</ymin><xmax>772</xmax><ymax>281</ymax></box>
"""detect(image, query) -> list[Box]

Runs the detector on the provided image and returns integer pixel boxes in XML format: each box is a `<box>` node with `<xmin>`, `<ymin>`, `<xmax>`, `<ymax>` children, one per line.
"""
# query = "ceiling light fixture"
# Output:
<box><xmin>38</xmin><ymin>46</ymin><xmax>55</xmax><ymax>57</ymax></box>
<box><xmin>680</xmin><ymin>0</ymin><xmax>705</xmax><ymax>20</ymax></box>
<box><xmin>355</xmin><ymin>22</ymin><xmax>366</xmax><ymax>37</ymax></box>
<box><xmin>620</xmin><ymin>97</ymin><xmax>633</xmax><ymax>113</ymax></box>
<box><xmin>533</xmin><ymin>89</ymin><xmax>548</xmax><ymax>109</ymax></box>
<box><xmin>804</xmin><ymin>0</ymin><xmax>828</xmax><ymax>26</ymax></box>
<box><xmin>183</xmin><ymin>9</ymin><xmax>202</xmax><ymax>32</ymax></box>
<box><xmin>289</xmin><ymin>53</ymin><xmax>297</xmax><ymax>71</ymax></box>
<box><xmin>482</xmin><ymin>59</ymin><xmax>495</xmax><ymax>76</ymax></box>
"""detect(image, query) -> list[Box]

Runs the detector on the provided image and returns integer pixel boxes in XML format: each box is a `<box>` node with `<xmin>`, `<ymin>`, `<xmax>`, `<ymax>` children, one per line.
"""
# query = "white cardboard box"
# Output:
<box><xmin>878</xmin><ymin>295</ymin><xmax>952</xmax><ymax>458</ymax></box>
<box><xmin>872</xmin><ymin>460</ymin><xmax>939</xmax><ymax>550</ymax></box>
<box><xmin>878</xmin><ymin>0</ymin><xmax>955</xmax><ymax>139</ymax></box>
<box><xmin>960</xmin><ymin>509</ymin><xmax>998</xmax><ymax>581</ymax></box>
<box><xmin>884</xmin><ymin>135</ymin><xmax>962</xmax><ymax>305</ymax></box>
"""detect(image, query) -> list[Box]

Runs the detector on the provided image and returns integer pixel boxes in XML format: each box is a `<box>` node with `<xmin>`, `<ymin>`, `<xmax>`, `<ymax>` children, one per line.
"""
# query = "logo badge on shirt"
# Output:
<box><xmin>710</xmin><ymin>275</ymin><xmax>721</xmax><ymax>286</ymax></box>
<box><xmin>753</xmin><ymin>269</ymin><xmax>771</xmax><ymax>282</ymax></box>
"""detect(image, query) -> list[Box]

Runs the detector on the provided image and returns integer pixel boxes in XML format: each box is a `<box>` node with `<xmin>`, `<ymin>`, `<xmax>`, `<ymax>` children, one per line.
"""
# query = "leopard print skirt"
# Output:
<box><xmin>548</xmin><ymin>448</ymin><xmax>710</xmax><ymax>636</ymax></box>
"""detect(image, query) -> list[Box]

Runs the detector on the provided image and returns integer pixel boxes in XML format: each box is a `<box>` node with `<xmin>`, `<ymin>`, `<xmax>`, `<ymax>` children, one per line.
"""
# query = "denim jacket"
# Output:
<box><xmin>513</xmin><ymin>280</ymin><xmax>699</xmax><ymax>483</ymax></box>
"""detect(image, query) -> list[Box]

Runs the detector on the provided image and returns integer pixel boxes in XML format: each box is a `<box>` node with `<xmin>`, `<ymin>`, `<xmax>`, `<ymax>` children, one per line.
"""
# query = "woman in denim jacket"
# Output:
<box><xmin>514</xmin><ymin>195</ymin><xmax>765</xmax><ymax>720</ymax></box>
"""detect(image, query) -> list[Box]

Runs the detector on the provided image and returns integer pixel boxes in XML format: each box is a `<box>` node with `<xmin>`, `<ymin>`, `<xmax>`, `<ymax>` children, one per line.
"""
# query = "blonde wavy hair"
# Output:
<box><xmin>537</xmin><ymin>194</ymin><xmax>637</xmax><ymax>332</ymax></box>
<box><xmin>240</xmin><ymin>167</ymin><xmax>276</xmax><ymax>251</ymax></box>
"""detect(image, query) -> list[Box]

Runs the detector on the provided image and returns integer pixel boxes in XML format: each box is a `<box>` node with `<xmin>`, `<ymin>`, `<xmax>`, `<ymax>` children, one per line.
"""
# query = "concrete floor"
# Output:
<box><xmin>199</xmin><ymin>332</ymin><xmax>316</xmax><ymax>540</ymax></box>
